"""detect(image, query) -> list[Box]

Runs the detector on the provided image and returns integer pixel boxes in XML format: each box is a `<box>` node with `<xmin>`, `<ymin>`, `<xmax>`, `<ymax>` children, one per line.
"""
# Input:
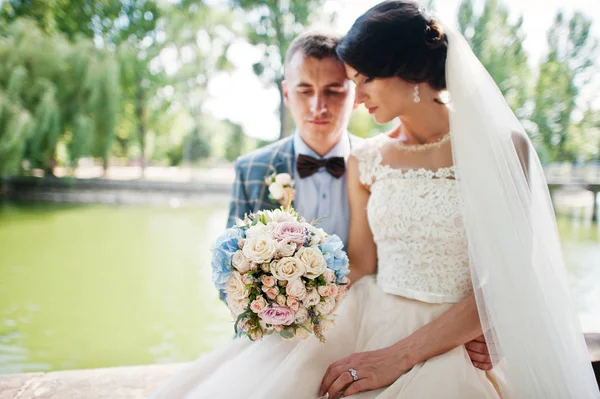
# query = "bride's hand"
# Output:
<box><xmin>319</xmin><ymin>346</ymin><xmax>414</xmax><ymax>398</ymax></box>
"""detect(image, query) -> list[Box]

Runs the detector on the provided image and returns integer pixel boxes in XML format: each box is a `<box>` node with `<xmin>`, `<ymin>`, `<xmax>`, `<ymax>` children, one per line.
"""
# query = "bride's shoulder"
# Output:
<box><xmin>350</xmin><ymin>133</ymin><xmax>389</xmax><ymax>160</ymax></box>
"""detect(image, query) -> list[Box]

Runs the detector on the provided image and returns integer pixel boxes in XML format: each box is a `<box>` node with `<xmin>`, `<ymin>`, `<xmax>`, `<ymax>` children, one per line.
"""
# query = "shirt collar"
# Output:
<box><xmin>293</xmin><ymin>130</ymin><xmax>351</xmax><ymax>161</ymax></box>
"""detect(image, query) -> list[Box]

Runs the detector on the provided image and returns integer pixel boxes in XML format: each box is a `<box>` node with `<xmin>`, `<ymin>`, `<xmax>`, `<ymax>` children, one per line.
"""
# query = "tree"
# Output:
<box><xmin>229</xmin><ymin>0</ymin><xmax>327</xmax><ymax>140</ymax></box>
<box><xmin>0</xmin><ymin>19</ymin><xmax>120</xmax><ymax>176</ymax></box>
<box><xmin>224</xmin><ymin>122</ymin><xmax>247</xmax><ymax>161</ymax></box>
<box><xmin>457</xmin><ymin>0</ymin><xmax>531</xmax><ymax>117</ymax></box>
<box><xmin>531</xmin><ymin>11</ymin><xmax>598</xmax><ymax>162</ymax></box>
<box><xmin>141</xmin><ymin>1</ymin><xmax>238</xmax><ymax>167</ymax></box>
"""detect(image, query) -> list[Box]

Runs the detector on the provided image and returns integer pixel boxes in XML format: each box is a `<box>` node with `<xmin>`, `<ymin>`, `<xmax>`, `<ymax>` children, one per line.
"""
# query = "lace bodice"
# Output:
<box><xmin>352</xmin><ymin>134</ymin><xmax>472</xmax><ymax>303</ymax></box>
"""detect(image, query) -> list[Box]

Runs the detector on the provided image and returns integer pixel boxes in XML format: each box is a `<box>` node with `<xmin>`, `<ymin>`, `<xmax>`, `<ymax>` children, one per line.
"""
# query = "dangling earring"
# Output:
<box><xmin>413</xmin><ymin>84</ymin><xmax>421</xmax><ymax>103</ymax></box>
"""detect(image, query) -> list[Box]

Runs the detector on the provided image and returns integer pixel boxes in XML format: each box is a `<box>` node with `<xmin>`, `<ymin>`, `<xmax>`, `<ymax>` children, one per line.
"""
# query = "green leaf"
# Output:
<box><xmin>280</xmin><ymin>330</ymin><xmax>294</xmax><ymax>339</ymax></box>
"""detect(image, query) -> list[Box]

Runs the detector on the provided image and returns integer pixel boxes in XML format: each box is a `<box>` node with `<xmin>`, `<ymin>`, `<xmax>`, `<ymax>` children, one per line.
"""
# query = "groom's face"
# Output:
<box><xmin>283</xmin><ymin>53</ymin><xmax>355</xmax><ymax>138</ymax></box>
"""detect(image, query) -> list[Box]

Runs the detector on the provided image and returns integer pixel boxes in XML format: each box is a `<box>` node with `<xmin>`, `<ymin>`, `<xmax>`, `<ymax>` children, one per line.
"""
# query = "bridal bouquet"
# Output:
<box><xmin>211</xmin><ymin>206</ymin><xmax>350</xmax><ymax>343</ymax></box>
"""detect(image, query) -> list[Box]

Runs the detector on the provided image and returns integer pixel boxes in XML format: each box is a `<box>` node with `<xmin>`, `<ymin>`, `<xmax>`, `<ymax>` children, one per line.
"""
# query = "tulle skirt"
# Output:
<box><xmin>149</xmin><ymin>276</ymin><xmax>505</xmax><ymax>398</ymax></box>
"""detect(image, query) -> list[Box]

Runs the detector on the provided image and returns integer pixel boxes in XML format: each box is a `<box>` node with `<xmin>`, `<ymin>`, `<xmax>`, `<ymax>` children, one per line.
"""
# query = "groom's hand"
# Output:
<box><xmin>465</xmin><ymin>334</ymin><xmax>493</xmax><ymax>370</ymax></box>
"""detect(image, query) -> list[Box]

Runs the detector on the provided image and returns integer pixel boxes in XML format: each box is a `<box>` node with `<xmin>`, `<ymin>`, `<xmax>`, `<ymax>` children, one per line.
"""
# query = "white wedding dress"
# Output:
<box><xmin>150</xmin><ymin>134</ymin><xmax>505</xmax><ymax>399</ymax></box>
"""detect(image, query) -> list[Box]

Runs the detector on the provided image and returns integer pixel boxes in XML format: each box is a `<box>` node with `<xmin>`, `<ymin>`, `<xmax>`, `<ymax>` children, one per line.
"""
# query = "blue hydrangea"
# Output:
<box><xmin>211</xmin><ymin>227</ymin><xmax>245</xmax><ymax>291</ymax></box>
<box><xmin>319</xmin><ymin>235</ymin><xmax>349</xmax><ymax>282</ymax></box>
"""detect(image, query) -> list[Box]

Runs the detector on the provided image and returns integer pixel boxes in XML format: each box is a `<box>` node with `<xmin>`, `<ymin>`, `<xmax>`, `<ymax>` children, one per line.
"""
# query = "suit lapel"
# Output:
<box><xmin>272</xmin><ymin>136</ymin><xmax>294</xmax><ymax>175</ymax></box>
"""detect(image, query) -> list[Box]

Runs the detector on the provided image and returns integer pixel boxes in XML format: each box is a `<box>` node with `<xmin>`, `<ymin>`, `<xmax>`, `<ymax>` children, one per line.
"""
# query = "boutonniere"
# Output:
<box><xmin>265</xmin><ymin>171</ymin><xmax>295</xmax><ymax>211</ymax></box>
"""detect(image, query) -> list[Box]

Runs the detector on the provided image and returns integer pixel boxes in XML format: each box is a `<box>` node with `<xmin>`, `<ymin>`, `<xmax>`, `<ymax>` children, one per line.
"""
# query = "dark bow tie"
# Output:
<box><xmin>296</xmin><ymin>154</ymin><xmax>345</xmax><ymax>179</ymax></box>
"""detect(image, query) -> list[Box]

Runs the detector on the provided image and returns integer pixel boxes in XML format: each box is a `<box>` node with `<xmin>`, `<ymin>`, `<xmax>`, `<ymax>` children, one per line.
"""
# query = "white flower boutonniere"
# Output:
<box><xmin>265</xmin><ymin>172</ymin><xmax>295</xmax><ymax>211</ymax></box>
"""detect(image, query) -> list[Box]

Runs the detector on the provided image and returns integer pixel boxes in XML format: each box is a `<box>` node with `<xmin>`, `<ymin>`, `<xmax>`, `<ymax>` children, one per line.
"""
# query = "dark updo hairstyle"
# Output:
<box><xmin>336</xmin><ymin>0</ymin><xmax>448</xmax><ymax>91</ymax></box>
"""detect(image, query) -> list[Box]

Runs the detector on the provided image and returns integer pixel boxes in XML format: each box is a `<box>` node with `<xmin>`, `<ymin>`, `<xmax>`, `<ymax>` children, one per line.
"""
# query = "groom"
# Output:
<box><xmin>226</xmin><ymin>29</ymin><xmax>493</xmax><ymax>371</ymax></box>
<box><xmin>227</xmin><ymin>29</ymin><xmax>359</xmax><ymax>248</ymax></box>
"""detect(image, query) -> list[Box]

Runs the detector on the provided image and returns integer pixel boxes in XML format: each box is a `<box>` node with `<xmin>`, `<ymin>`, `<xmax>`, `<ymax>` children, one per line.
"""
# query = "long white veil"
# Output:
<box><xmin>442</xmin><ymin>21</ymin><xmax>599</xmax><ymax>398</ymax></box>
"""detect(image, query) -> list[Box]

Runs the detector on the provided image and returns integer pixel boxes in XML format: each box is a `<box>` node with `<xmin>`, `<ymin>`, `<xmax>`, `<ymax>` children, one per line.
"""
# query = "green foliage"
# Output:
<box><xmin>229</xmin><ymin>0</ymin><xmax>327</xmax><ymax>139</ymax></box>
<box><xmin>458</xmin><ymin>0</ymin><xmax>531</xmax><ymax>116</ymax></box>
<box><xmin>0</xmin><ymin>19</ymin><xmax>120</xmax><ymax>175</ymax></box>
<box><xmin>531</xmin><ymin>11</ymin><xmax>598</xmax><ymax>162</ymax></box>
<box><xmin>224</xmin><ymin>123</ymin><xmax>246</xmax><ymax>162</ymax></box>
<box><xmin>348</xmin><ymin>107</ymin><xmax>396</xmax><ymax>139</ymax></box>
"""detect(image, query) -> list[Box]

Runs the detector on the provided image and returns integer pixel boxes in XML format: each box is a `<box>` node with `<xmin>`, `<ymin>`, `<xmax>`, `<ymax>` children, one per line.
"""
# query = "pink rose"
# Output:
<box><xmin>265</xmin><ymin>286</ymin><xmax>279</xmax><ymax>300</ymax></box>
<box><xmin>302</xmin><ymin>287</ymin><xmax>320</xmax><ymax>307</ymax></box>
<box><xmin>250</xmin><ymin>296</ymin><xmax>268</xmax><ymax>313</ymax></box>
<box><xmin>272</xmin><ymin>222</ymin><xmax>306</xmax><ymax>246</ymax></box>
<box><xmin>241</xmin><ymin>274</ymin><xmax>254</xmax><ymax>285</ymax></box>
<box><xmin>259</xmin><ymin>305</ymin><xmax>295</xmax><ymax>326</ymax></box>
<box><xmin>336</xmin><ymin>285</ymin><xmax>348</xmax><ymax>301</ymax></box>
<box><xmin>287</xmin><ymin>296</ymin><xmax>300</xmax><ymax>312</ymax></box>
<box><xmin>323</xmin><ymin>269</ymin><xmax>336</xmax><ymax>284</ymax></box>
<box><xmin>328</xmin><ymin>284</ymin><xmax>339</xmax><ymax>298</ymax></box>
<box><xmin>318</xmin><ymin>284</ymin><xmax>338</xmax><ymax>298</ymax></box>
<box><xmin>261</xmin><ymin>275</ymin><xmax>276</xmax><ymax>288</ymax></box>
<box><xmin>276</xmin><ymin>294</ymin><xmax>287</xmax><ymax>306</ymax></box>
<box><xmin>295</xmin><ymin>307</ymin><xmax>309</xmax><ymax>324</ymax></box>
<box><xmin>286</xmin><ymin>279</ymin><xmax>307</xmax><ymax>300</ymax></box>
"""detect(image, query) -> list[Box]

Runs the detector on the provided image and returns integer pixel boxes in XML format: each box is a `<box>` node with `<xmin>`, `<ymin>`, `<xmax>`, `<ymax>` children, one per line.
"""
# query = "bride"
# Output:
<box><xmin>150</xmin><ymin>1</ymin><xmax>598</xmax><ymax>398</ymax></box>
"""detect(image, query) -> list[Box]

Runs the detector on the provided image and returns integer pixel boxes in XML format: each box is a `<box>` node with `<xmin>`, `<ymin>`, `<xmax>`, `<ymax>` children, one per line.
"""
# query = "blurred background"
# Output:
<box><xmin>0</xmin><ymin>0</ymin><xmax>599</xmax><ymax>375</ymax></box>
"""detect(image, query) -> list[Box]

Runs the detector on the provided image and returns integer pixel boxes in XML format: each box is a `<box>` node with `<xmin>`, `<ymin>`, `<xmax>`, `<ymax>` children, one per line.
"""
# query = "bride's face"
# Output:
<box><xmin>344</xmin><ymin>64</ymin><xmax>414</xmax><ymax>124</ymax></box>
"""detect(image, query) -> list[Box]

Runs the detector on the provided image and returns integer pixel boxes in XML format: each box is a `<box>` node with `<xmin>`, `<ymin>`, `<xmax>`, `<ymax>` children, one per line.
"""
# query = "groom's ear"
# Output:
<box><xmin>282</xmin><ymin>80</ymin><xmax>290</xmax><ymax>108</ymax></box>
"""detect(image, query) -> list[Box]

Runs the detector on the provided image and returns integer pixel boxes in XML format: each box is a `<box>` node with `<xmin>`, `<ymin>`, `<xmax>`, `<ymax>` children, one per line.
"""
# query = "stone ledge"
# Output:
<box><xmin>0</xmin><ymin>363</ymin><xmax>186</xmax><ymax>399</ymax></box>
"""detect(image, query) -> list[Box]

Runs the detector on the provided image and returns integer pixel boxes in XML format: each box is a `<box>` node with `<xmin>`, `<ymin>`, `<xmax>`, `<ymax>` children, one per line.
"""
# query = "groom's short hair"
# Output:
<box><xmin>284</xmin><ymin>29</ymin><xmax>343</xmax><ymax>75</ymax></box>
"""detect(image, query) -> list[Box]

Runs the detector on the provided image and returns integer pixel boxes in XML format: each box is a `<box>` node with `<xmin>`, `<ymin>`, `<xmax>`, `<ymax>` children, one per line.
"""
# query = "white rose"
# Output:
<box><xmin>225</xmin><ymin>271</ymin><xmax>250</xmax><ymax>300</ymax></box>
<box><xmin>286</xmin><ymin>278</ymin><xmax>307</xmax><ymax>300</ymax></box>
<box><xmin>231</xmin><ymin>250</ymin><xmax>251</xmax><ymax>273</ymax></box>
<box><xmin>226</xmin><ymin>296</ymin><xmax>249</xmax><ymax>316</ymax></box>
<box><xmin>269</xmin><ymin>183</ymin><xmax>285</xmax><ymax>200</ymax></box>
<box><xmin>245</xmin><ymin>222</ymin><xmax>268</xmax><ymax>239</ymax></box>
<box><xmin>319</xmin><ymin>316</ymin><xmax>335</xmax><ymax>332</ymax></box>
<box><xmin>303</xmin><ymin>223</ymin><xmax>325</xmax><ymax>246</ymax></box>
<box><xmin>315</xmin><ymin>297</ymin><xmax>336</xmax><ymax>315</ymax></box>
<box><xmin>271</xmin><ymin>209</ymin><xmax>297</xmax><ymax>223</ymax></box>
<box><xmin>303</xmin><ymin>287</ymin><xmax>321</xmax><ymax>307</ymax></box>
<box><xmin>295</xmin><ymin>307</ymin><xmax>310</xmax><ymax>324</ymax></box>
<box><xmin>277</xmin><ymin>240</ymin><xmax>297</xmax><ymax>258</ymax></box>
<box><xmin>295</xmin><ymin>247</ymin><xmax>327</xmax><ymax>279</ymax></box>
<box><xmin>243</xmin><ymin>234</ymin><xmax>277</xmax><ymax>263</ymax></box>
<box><xmin>270</xmin><ymin>257</ymin><xmax>306</xmax><ymax>281</ymax></box>
<box><xmin>295</xmin><ymin>326</ymin><xmax>311</xmax><ymax>339</ymax></box>
<box><xmin>275</xmin><ymin>173</ymin><xmax>292</xmax><ymax>186</ymax></box>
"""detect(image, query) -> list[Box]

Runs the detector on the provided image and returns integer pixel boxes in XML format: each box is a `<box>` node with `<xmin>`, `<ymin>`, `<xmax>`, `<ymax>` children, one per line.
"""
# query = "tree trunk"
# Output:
<box><xmin>136</xmin><ymin>85</ymin><xmax>146</xmax><ymax>179</ymax></box>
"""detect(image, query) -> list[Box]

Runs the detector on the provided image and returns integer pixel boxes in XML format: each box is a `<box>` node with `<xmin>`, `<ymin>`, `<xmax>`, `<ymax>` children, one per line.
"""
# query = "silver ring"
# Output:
<box><xmin>348</xmin><ymin>368</ymin><xmax>359</xmax><ymax>381</ymax></box>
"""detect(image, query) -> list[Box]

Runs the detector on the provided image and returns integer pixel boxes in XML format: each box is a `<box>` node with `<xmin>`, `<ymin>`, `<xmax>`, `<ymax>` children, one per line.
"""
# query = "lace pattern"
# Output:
<box><xmin>352</xmin><ymin>135</ymin><xmax>472</xmax><ymax>303</ymax></box>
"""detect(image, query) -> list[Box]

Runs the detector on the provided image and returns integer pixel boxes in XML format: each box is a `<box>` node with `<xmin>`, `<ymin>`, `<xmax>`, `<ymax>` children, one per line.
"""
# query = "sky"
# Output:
<box><xmin>202</xmin><ymin>0</ymin><xmax>600</xmax><ymax>141</ymax></box>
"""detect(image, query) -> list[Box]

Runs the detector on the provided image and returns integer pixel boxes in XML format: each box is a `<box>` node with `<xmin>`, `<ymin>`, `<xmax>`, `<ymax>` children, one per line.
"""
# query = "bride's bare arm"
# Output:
<box><xmin>345</xmin><ymin>155</ymin><xmax>377</xmax><ymax>285</ymax></box>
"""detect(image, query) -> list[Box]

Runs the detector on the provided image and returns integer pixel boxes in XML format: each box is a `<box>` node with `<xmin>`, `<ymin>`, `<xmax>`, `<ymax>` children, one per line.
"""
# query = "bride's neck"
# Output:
<box><xmin>395</xmin><ymin>102</ymin><xmax>450</xmax><ymax>144</ymax></box>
